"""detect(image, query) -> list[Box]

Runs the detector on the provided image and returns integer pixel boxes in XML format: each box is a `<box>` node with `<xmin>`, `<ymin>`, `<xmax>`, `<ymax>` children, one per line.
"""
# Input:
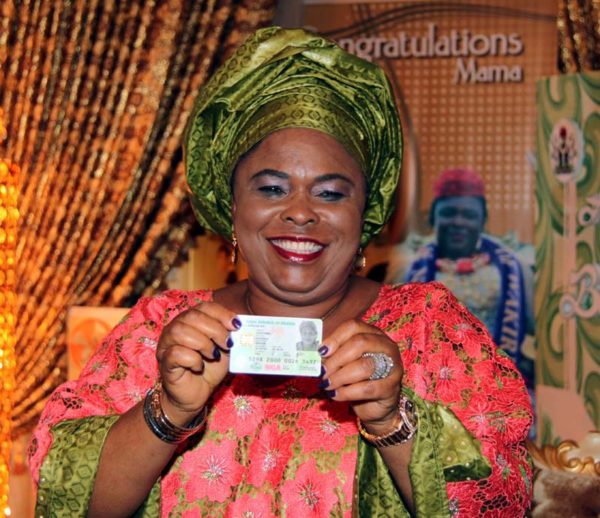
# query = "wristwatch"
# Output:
<box><xmin>357</xmin><ymin>394</ymin><xmax>418</xmax><ymax>448</ymax></box>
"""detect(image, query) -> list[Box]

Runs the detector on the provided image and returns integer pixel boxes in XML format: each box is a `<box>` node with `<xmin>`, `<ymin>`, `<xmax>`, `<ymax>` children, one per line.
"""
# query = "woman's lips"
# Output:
<box><xmin>269</xmin><ymin>237</ymin><xmax>326</xmax><ymax>263</ymax></box>
<box><xmin>447</xmin><ymin>229</ymin><xmax>469</xmax><ymax>242</ymax></box>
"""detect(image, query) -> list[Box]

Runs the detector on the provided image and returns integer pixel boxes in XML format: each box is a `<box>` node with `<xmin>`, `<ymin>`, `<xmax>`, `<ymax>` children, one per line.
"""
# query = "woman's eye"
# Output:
<box><xmin>316</xmin><ymin>190</ymin><xmax>345</xmax><ymax>201</ymax></box>
<box><xmin>257</xmin><ymin>185</ymin><xmax>286</xmax><ymax>197</ymax></box>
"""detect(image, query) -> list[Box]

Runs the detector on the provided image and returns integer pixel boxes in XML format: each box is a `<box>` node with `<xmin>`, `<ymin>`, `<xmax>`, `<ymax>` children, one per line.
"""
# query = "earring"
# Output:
<box><xmin>354</xmin><ymin>248</ymin><xmax>366</xmax><ymax>271</ymax></box>
<box><xmin>231</xmin><ymin>232</ymin><xmax>238</xmax><ymax>265</ymax></box>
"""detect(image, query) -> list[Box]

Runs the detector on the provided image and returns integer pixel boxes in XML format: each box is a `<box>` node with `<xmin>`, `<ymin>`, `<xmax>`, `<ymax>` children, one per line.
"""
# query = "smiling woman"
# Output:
<box><xmin>232</xmin><ymin>129</ymin><xmax>366</xmax><ymax>309</ymax></box>
<box><xmin>28</xmin><ymin>27</ymin><xmax>533</xmax><ymax>517</ymax></box>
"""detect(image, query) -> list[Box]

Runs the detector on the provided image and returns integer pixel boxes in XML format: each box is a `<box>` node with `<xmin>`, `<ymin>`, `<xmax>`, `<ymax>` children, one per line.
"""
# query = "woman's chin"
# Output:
<box><xmin>263</xmin><ymin>276</ymin><xmax>346</xmax><ymax>302</ymax></box>
<box><xmin>246</xmin><ymin>258</ymin><xmax>354</xmax><ymax>301</ymax></box>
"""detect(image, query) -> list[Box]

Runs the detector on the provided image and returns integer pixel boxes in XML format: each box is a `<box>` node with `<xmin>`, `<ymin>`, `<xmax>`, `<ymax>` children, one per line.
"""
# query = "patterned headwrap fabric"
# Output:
<box><xmin>433</xmin><ymin>168</ymin><xmax>486</xmax><ymax>199</ymax></box>
<box><xmin>184</xmin><ymin>26</ymin><xmax>403</xmax><ymax>247</ymax></box>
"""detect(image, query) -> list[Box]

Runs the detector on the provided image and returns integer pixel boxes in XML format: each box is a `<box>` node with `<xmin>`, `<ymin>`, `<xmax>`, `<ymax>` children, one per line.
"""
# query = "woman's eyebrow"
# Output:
<box><xmin>315</xmin><ymin>173</ymin><xmax>355</xmax><ymax>186</ymax></box>
<box><xmin>250</xmin><ymin>169</ymin><xmax>288</xmax><ymax>181</ymax></box>
<box><xmin>249</xmin><ymin>170</ymin><xmax>356</xmax><ymax>187</ymax></box>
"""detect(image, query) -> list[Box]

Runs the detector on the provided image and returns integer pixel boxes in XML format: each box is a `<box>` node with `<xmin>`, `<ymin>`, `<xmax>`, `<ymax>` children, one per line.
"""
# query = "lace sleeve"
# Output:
<box><xmin>368</xmin><ymin>283</ymin><xmax>533</xmax><ymax>517</ymax></box>
<box><xmin>27</xmin><ymin>289</ymin><xmax>212</xmax><ymax>486</ymax></box>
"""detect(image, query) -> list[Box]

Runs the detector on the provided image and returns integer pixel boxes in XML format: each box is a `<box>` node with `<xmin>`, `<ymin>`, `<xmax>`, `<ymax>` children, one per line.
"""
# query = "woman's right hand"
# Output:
<box><xmin>155</xmin><ymin>302</ymin><xmax>238</xmax><ymax>427</ymax></box>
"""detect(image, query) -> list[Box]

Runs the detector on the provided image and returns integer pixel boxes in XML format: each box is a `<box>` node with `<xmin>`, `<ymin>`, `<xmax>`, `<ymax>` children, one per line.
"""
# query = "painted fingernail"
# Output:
<box><xmin>213</xmin><ymin>346</ymin><xmax>221</xmax><ymax>361</ymax></box>
<box><xmin>320</xmin><ymin>365</ymin><xmax>326</xmax><ymax>377</ymax></box>
<box><xmin>325</xmin><ymin>390</ymin><xmax>336</xmax><ymax>398</ymax></box>
<box><xmin>318</xmin><ymin>378</ymin><xmax>330</xmax><ymax>389</ymax></box>
<box><xmin>226</xmin><ymin>337</ymin><xmax>234</xmax><ymax>348</ymax></box>
<box><xmin>318</xmin><ymin>345</ymin><xmax>329</xmax><ymax>357</ymax></box>
<box><xmin>232</xmin><ymin>318</ymin><xmax>242</xmax><ymax>329</ymax></box>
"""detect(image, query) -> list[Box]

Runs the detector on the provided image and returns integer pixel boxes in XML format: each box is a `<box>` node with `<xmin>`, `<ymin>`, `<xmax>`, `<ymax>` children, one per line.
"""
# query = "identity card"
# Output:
<box><xmin>229</xmin><ymin>314</ymin><xmax>322</xmax><ymax>377</ymax></box>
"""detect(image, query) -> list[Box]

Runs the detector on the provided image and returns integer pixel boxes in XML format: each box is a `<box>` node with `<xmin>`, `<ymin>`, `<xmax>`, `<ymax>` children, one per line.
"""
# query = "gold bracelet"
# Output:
<box><xmin>357</xmin><ymin>395</ymin><xmax>417</xmax><ymax>448</ymax></box>
<box><xmin>143</xmin><ymin>381</ymin><xmax>208</xmax><ymax>444</ymax></box>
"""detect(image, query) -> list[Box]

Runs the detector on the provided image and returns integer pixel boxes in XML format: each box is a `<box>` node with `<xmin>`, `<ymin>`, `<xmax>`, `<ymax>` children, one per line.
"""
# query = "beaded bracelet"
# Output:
<box><xmin>143</xmin><ymin>383</ymin><xmax>208</xmax><ymax>444</ymax></box>
<box><xmin>357</xmin><ymin>395</ymin><xmax>418</xmax><ymax>448</ymax></box>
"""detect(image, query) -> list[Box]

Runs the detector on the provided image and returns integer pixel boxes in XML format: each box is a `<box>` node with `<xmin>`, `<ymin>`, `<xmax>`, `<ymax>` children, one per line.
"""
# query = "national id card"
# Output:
<box><xmin>229</xmin><ymin>315</ymin><xmax>322</xmax><ymax>377</ymax></box>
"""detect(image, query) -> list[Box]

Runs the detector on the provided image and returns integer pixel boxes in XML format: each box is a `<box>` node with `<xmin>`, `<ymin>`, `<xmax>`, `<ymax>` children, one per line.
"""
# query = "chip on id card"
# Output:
<box><xmin>229</xmin><ymin>315</ymin><xmax>322</xmax><ymax>377</ymax></box>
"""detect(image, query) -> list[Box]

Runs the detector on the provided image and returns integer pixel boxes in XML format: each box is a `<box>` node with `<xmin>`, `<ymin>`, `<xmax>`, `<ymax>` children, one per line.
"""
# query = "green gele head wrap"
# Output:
<box><xmin>184</xmin><ymin>26</ymin><xmax>403</xmax><ymax>247</ymax></box>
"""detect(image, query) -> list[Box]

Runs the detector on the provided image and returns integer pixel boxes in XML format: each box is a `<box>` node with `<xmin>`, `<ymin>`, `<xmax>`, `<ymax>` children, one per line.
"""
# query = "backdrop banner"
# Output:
<box><xmin>304</xmin><ymin>0</ymin><xmax>558</xmax><ymax>432</ymax></box>
<box><xmin>535</xmin><ymin>71</ymin><xmax>600</xmax><ymax>444</ymax></box>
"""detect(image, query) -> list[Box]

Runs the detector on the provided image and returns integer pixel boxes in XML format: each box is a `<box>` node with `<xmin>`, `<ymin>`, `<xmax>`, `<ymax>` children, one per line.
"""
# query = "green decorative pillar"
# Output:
<box><xmin>535</xmin><ymin>71</ymin><xmax>600</xmax><ymax>444</ymax></box>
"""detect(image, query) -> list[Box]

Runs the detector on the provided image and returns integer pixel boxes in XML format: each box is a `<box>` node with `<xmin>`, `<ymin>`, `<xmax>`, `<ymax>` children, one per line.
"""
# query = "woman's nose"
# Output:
<box><xmin>280</xmin><ymin>193</ymin><xmax>319</xmax><ymax>226</ymax></box>
<box><xmin>450</xmin><ymin>214</ymin><xmax>467</xmax><ymax>226</ymax></box>
<box><xmin>448</xmin><ymin>210</ymin><xmax>470</xmax><ymax>226</ymax></box>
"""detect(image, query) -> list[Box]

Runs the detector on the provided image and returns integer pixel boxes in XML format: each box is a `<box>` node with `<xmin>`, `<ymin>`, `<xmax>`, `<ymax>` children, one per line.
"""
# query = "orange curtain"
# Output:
<box><xmin>558</xmin><ymin>0</ymin><xmax>600</xmax><ymax>72</ymax></box>
<box><xmin>0</xmin><ymin>0</ymin><xmax>275</xmax><ymax>438</ymax></box>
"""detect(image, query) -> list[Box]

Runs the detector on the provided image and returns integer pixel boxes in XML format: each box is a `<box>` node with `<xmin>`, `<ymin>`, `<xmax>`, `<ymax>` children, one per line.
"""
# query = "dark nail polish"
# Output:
<box><xmin>213</xmin><ymin>346</ymin><xmax>221</xmax><ymax>361</ymax></box>
<box><xmin>226</xmin><ymin>337</ymin><xmax>234</xmax><ymax>348</ymax></box>
<box><xmin>325</xmin><ymin>389</ymin><xmax>336</xmax><ymax>398</ymax></box>
<box><xmin>232</xmin><ymin>318</ymin><xmax>242</xmax><ymax>329</ymax></box>
<box><xmin>318</xmin><ymin>378</ymin><xmax>330</xmax><ymax>389</ymax></box>
<box><xmin>320</xmin><ymin>365</ymin><xmax>326</xmax><ymax>377</ymax></box>
<box><xmin>318</xmin><ymin>345</ymin><xmax>329</xmax><ymax>357</ymax></box>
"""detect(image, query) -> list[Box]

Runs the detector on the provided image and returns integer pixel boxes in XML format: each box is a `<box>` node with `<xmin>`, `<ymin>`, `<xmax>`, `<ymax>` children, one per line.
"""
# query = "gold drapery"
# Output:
<box><xmin>0</xmin><ymin>109</ymin><xmax>18</xmax><ymax>515</ymax></box>
<box><xmin>1</xmin><ymin>0</ymin><xmax>275</xmax><ymax>438</ymax></box>
<box><xmin>558</xmin><ymin>0</ymin><xmax>600</xmax><ymax>72</ymax></box>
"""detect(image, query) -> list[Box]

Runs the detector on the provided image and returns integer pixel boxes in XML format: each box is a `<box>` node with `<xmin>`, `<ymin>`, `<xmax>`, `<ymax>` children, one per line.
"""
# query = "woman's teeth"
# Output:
<box><xmin>271</xmin><ymin>239</ymin><xmax>323</xmax><ymax>254</ymax></box>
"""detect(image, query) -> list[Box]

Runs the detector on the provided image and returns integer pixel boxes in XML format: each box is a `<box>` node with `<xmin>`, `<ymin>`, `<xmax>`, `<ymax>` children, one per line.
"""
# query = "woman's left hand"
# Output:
<box><xmin>320</xmin><ymin>320</ymin><xmax>403</xmax><ymax>434</ymax></box>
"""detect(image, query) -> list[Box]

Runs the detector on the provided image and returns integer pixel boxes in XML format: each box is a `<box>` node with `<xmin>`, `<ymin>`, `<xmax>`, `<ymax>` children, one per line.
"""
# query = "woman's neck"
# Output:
<box><xmin>243</xmin><ymin>277</ymin><xmax>354</xmax><ymax>321</ymax></box>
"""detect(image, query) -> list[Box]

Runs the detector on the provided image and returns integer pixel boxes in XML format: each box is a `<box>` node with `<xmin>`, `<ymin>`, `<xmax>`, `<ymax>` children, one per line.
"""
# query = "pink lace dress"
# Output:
<box><xmin>29</xmin><ymin>282</ymin><xmax>533</xmax><ymax>517</ymax></box>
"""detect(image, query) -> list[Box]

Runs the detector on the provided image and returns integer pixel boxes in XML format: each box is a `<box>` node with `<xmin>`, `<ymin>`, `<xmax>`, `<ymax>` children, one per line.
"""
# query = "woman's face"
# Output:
<box><xmin>300</xmin><ymin>323</ymin><xmax>318</xmax><ymax>345</ymax></box>
<box><xmin>232</xmin><ymin>128</ymin><xmax>366</xmax><ymax>305</ymax></box>
<box><xmin>433</xmin><ymin>196</ymin><xmax>485</xmax><ymax>259</ymax></box>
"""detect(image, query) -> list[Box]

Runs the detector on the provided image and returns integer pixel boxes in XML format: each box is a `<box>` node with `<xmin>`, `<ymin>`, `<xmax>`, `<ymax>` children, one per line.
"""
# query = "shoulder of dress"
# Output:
<box><xmin>142</xmin><ymin>288</ymin><xmax>212</xmax><ymax>304</ymax></box>
<box><xmin>364</xmin><ymin>282</ymin><xmax>470</xmax><ymax>330</ymax></box>
<box><xmin>131</xmin><ymin>289</ymin><xmax>213</xmax><ymax>320</ymax></box>
<box><xmin>376</xmin><ymin>281</ymin><xmax>457</xmax><ymax>309</ymax></box>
